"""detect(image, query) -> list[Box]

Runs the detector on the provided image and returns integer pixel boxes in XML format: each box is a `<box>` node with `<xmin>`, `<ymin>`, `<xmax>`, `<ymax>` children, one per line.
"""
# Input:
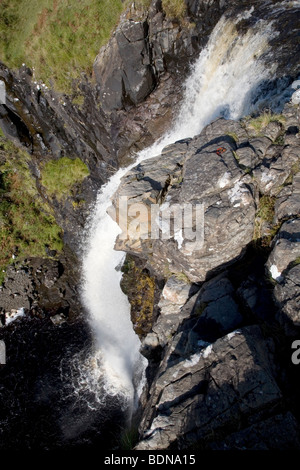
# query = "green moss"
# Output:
<box><xmin>226</xmin><ymin>132</ymin><xmax>239</xmax><ymax>143</ymax></box>
<box><xmin>291</xmin><ymin>256</ymin><xmax>300</xmax><ymax>267</ymax></box>
<box><xmin>173</xmin><ymin>271</ymin><xmax>190</xmax><ymax>283</ymax></box>
<box><xmin>0</xmin><ymin>0</ymin><xmax>124</xmax><ymax>94</ymax></box>
<box><xmin>72</xmin><ymin>94</ymin><xmax>85</xmax><ymax>108</ymax></box>
<box><xmin>121</xmin><ymin>254</ymin><xmax>155</xmax><ymax>338</ymax></box>
<box><xmin>256</xmin><ymin>195</ymin><xmax>275</xmax><ymax>223</ymax></box>
<box><xmin>0</xmin><ymin>136</ymin><xmax>63</xmax><ymax>284</ymax></box>
<box><xmin>41</xmin><ymin>156</ymin><xmax>89</xmax><ymax>200</ymax></box>
<box><xmin>232</xmin><ymin>150</ymin><xmax>240</xmax><ymax>162</ymax></box>
<box><xmin>253</xmin><ymin>194</ymin><xmax>281</xmax><ymax>246</ymax></box>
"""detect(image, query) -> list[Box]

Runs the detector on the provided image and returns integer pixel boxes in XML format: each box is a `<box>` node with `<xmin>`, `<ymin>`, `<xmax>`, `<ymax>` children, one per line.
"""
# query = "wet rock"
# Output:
<box><xmin>0</xmin><ymin>266</ymin><xmax>33</xmax><ymax>312</ymax></box>
<box><xmin>0</xmin><ymin>254</ymin><xmax>81</xmax><ymax>324</ymax></box>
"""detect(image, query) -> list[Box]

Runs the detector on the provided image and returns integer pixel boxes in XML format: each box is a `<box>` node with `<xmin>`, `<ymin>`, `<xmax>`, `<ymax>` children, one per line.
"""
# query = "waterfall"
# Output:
<box><xmin>78</xmin><ymin>8</ymin><xmax>281</xmax><ymax>415</ymax></box>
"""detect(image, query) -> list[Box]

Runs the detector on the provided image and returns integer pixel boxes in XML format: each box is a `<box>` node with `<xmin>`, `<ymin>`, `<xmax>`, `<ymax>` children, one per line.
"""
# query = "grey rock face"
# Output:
<box><xmin>112</xmin><ymin>119</ymin><xmax>256</xmax><ymax>283</ymax></box>
<box><xmin>133</xmin><ymin>101</ymin><xmax>300</xmax><ymax>451</ymax></box>
<box><xmin>266</xmin><ymin>218</ymin><xmax>300</xmax><ymax>283</ymax></box>
<box><xmin>136</xmin><ymin>325</ymin><xmax>281</xmax><ymax>450</ymax></box>
<box><xmin>275</xmin><ymin>173</ymin><xmax>300</xmax><ymax>222</ymax></box>
<box><xmin>0</xmin><ymin>266</ymin><xmax>33</xmax><ymax>312</ymax></box>
<box><xmin>94</xmin><ymin>19</ymin><xmax>155</xmax><ymax>110</ymax></box>
<box><xmin>93</xmin><ymin>0</ymin><xmax>226</xmax><ymax>112</ymax></box>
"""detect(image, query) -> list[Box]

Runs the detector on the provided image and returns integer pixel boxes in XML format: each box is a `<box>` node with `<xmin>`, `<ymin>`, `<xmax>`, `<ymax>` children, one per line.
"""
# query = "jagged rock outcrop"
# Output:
<box><xmin>111</xmin><ymin>99</ymin><xmax>300</xmax><ymax>449</ymax></box>
<box><xmin>93</xmin><ymin>0</ymin><xmax>226</xmax><ymax>112</ymax></box>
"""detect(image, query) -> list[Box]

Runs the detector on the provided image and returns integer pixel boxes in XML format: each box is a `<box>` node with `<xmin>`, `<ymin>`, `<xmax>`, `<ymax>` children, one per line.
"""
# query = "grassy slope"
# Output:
<box><xmin>0</xmin><ymin>0</ymin><xmax>124</xmax><ymax>93</ymax></box>
<box><xmin>0</xmin><ymin>132</ymin><xmax>64</xmax><ymax>283</ymax></box>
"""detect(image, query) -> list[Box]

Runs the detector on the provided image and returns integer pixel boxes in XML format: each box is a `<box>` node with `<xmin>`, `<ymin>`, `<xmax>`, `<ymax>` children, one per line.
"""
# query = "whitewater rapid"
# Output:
<box><xmin>79</xmin><ymin>7</ymin><xmax>284</xmax><ymax>413</ymax></box>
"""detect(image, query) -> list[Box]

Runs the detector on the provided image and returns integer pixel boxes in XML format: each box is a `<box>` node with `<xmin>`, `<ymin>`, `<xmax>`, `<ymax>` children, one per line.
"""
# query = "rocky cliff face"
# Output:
<box><xmin>111</xmin><ymin>101</ymin><xmax>300</xmax><ymax>450</ymax></box>
<box><xmin>94</xmin><ymin>0</ymin><xmax>300</xmax><ymax>159</ymax></box>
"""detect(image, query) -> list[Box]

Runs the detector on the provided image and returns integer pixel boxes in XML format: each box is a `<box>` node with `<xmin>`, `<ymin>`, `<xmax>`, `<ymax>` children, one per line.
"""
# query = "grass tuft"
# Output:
<box><xmin>162</xmin><ymin>0</ymin><xmax>186</xmax><ymax>19</ymax></box>
<box><xmin>248</xmin><ymin>111</ymin><xmax>286</xmax><ymax>135</ymax></box>
<box><xmin>40</xmin><ymin>156</ymin><xmax>90</xmax><ymax>200</ymax></box>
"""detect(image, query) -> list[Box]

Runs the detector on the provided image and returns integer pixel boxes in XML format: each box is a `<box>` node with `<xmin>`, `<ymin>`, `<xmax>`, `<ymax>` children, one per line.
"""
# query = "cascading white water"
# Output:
<box><xmin>79</xmin><ymin>8</ymin><xmax>280</xmax><ymax>414</ymax></box>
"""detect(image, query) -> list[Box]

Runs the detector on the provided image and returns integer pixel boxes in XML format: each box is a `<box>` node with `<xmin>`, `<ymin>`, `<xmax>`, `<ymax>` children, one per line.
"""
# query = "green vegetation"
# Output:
<box><xmin>0</xmin><ymin>0</ymin><xmax>191</xmax><ymax>92</ymax></box>
<box><xmin>226</xmin><ymin>132</ymin><xmax>239</xmax><ymax>143</ymax></box>
<box><xmin>41</xmin><ymin>156</ymin><xmax>89</xmax><ymax>200</ymax></box>
<box><xmin>163</xmin><ymin>262</ymin><xmax>190</xmax><ymax>283</ymax></box>
<box><xmin>253</xmin><ymin>195</ymin><xmax>280</xmax><ymax>246</ymax></box>
<box><xmin>162</xmin><ymin>0</ymin><xmax>186</xmax><ymax>19</ymax></box>
<box><xmin>0</xmin><ymin>137</ymin><xmax>63</xmax><ymax>283</ymax></box>
<box><xmin>71</xmin><ymin>94</ymin><xmax>85</xmax><ymax>108</ymax></box>
<box><xmin>120</xmin><ymin>424</ymin><xmax>139</xmax><ymax>450</ymax></box>
<box><xmin>256</xmin><ymin>195</ymin><xmax>275</xmax><ymax>223</ymax></box>
<box><xmin>173</xmin><ymin>271</ymin><xmax>190</xmax><ymax>283</ymax></box>
<box><xmin>121</xmin><ymin>254</ymin><xmax>155</xmax><ymax>337</ymax></box>
<box><xmin>248</xmin><ymin>111</ymin><xmax>286</xmax><ymax>136</ymax></box>
<box><xmin>0</xmin><ymin>0</ymin><xmax>124</xmax><ymax>93</ymax></box>
<box><xmin>291</xmin><ymin>256</ymin><xmax>300</xmax><ymax>268</ymax></box>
